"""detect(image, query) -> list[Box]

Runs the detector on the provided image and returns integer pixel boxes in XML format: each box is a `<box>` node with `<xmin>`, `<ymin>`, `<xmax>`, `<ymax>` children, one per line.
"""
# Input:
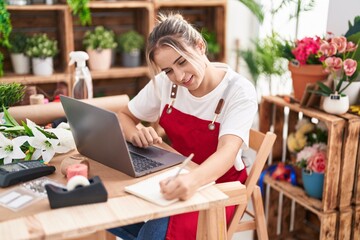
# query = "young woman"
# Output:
<box><xmin>109</xmin><ymin>13</ymin><xmax>258</xmax><ymax>240</ymax></box>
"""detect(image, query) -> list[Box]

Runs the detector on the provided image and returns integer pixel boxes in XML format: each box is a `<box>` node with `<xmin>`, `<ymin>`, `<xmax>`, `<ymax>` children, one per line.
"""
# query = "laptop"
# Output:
<box><xmin>60</xmin><ymin>95</ymin><xmax>186</xmax><ymax>178</ymax></box>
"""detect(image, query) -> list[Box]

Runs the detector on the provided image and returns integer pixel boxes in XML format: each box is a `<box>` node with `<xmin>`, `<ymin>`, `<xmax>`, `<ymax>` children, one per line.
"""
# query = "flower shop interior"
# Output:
<box><xmin>0</xmin><ymin>0</ymin><xmax>360</xmax><ymax>240</ymax></box>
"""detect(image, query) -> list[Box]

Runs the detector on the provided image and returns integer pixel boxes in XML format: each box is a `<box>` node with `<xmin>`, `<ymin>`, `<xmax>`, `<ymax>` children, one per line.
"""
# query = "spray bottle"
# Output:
<box><xmin>69</xmin><ymin>51</ymin><xmax>93</xmax><ymax>99</ymax></box>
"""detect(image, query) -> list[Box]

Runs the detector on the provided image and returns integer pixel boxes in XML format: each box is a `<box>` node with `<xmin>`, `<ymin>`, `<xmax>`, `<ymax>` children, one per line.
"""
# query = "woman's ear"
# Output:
<box><xmin>196</xmin><ymin>40</ymin><xmax>206</xmax><ymax>55</ymax></box>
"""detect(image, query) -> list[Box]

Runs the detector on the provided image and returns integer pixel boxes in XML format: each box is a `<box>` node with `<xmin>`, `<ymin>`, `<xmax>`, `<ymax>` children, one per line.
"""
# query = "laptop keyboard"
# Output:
<box><xmin>130</xmin><ymin>152</ymin><xmax>164</xmax><ymax>172</ymax></box>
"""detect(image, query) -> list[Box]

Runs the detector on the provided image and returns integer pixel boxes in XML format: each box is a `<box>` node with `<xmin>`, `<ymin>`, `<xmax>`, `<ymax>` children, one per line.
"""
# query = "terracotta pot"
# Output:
<box><xmin>288</xmin><ymin>63</ymin><xmax>328</xmax><ymax>101</ymax></box>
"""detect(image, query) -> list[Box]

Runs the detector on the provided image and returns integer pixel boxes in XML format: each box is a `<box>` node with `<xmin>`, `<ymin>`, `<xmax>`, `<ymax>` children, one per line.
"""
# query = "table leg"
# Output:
<box><xmin>197</xmin><ymin>207</ymin><xmax>227</xmax><ymax>240</ymax></box>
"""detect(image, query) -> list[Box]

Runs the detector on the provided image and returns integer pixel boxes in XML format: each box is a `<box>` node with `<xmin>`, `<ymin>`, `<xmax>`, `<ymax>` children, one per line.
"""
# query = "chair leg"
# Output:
<box><xmin>252</xmin><ymin>186</ymin><xmax>268</xmax><ymax>240</ymax></box>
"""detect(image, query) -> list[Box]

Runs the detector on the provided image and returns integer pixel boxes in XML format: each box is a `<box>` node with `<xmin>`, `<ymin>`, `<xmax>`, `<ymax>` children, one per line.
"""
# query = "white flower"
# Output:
<box><xmin>0</xmin><ymin>133</ymin><xmax>28</xmax><ymax>164</ymax></box>
<box><xmin>27</xmin><ymin>127</ymin><xmax>59</xmax><ymax>164</ymax></box>
<box><xmin>0</xmin><ymin>112</ymin><xmax>4</xmax><ymax>124</ymax></box>
<box><xmin>46</xmin><ymin>127</ymin><xmax>75</xmax><ymax>153</ymax></box>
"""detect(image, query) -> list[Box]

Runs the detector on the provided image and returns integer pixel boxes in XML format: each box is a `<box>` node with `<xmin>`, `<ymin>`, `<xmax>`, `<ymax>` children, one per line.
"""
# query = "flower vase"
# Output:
<box><xmin>322</xmin><ymin>94</ymin><xmax>349</xmax><ymax>115</ymax></box>
<box><xmin>288</xmin><ymin>63</ymin><xmax>328</xmax><ymax>102</ymax></box>
<box><xmin>301</xmin><ymin>169</ymin><xmax>324</xmax><ymax>199</ymax></box>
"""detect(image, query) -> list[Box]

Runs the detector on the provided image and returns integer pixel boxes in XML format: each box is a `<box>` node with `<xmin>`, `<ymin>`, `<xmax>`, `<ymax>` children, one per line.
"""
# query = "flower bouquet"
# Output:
<box><xmin>0</xmin><ymin>107</ymin><xmax>75</xmax><ymax>165</ymax></box>
<box><xmin>313</xmin><ymin>34</ymin><xmax>359</xmax><ymax>98</ymax></box>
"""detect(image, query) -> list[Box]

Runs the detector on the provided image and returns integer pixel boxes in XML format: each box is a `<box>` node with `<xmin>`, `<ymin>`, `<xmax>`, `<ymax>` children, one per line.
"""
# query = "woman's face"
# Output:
<box><xmin>153</xmin><ymin>45</ymin><xmax>206</xmax><ymax>92</ymax></box>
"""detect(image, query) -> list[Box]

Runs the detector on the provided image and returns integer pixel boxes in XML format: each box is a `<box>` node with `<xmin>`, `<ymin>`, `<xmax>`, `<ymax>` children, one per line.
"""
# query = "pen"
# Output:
<box><xmin>166</xmin><ymin>153</ymin><xmax>194</xmax><ymax>184</ymax></box>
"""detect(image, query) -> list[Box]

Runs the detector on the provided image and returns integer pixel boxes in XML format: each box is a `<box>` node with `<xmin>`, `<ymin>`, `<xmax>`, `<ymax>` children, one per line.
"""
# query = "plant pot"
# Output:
<box><xmin>87</xmin><ymin>49</ymin><xmax>112</xmax><ymax>71</ymax></box>
<box><xmin>302</xmin><ymin>169</ymin><xmax>324</xmax><ymax>199</ymax></box>
<box><xmin>323</xmin><ymin>94</ymin><xmax>349</xmax><ymax>115</ymax></box>
<box><xmin>32</xmin><ymin>57</ymin><xmax>54</xmax><ymax>76</ymax></box>
<box><xmin>288</xmin><ymin>63</ymin><xmax>328</xmax><ymax>102</ymax></box>
<box><xmin>121</xmin><ymin>49</ymin><xmax>141</xmax><ymax>68</ymax></box>
<box><xmin>10</xmin><ymin>53</ymin><xmax>30</xmax><ymax>74</ymax></box>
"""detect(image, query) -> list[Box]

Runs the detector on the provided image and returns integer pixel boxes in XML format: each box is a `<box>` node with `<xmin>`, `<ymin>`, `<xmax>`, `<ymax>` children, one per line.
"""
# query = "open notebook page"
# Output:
<box><xmin>124</xmin><ymin>167</ymin><xmax>214</xmax><ymax>206</ymax></box>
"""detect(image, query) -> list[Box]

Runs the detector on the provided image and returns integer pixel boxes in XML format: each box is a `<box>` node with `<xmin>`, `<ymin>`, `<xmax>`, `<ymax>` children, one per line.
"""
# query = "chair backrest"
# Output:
<box><xmin>245</xmin><ymin>129</ymin><xmax>276</xmax><ymax>198</ymax></box>
<box><xmin>227</xmin><ymin>129</ymin><xmax>276</xmax><ymax>237</ymax></box>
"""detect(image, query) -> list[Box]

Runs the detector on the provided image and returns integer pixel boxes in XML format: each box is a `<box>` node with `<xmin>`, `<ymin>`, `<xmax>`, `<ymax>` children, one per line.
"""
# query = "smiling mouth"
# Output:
<box><xmin>182</xmin><ymin>76</ymin><xmax>193</xmax><ymax>86</ymax></box>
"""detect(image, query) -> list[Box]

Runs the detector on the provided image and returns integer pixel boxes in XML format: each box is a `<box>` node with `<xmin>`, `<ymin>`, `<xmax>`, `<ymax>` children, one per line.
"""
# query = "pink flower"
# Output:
<box><xmin>346</xmin><ymin>41</ymin><xmax>358</xmax><ymax>52</ymax></box>
<box><xmin>331</xmin><ymin>36</ymin><xmax>347</xmax><ymax>53</ymax></box>
<box><xmin>324</xmin><ymin>57</ymin><xmax>343</xmax><ymax>73</ymax></box>
<box><xmin>343</xmin><ymin>59</ymin><xmax>357</xmax><ymax>76</ymax></box>
<box><xmin>296</xmin><ymin>143</ymin><xmax>327</xmax><ymax>173</ymax></box>
<box><xmin>292</xmin><ymin>36</ymin><xmax>322</xmax><ymax>65</ymax></box>
<box><xmin>319</xmin><ymin>41</ymin><xmax>337</xmax><ymax>56</ymax></box>
<box><xmin>307</xmin><ymin>151</ymin><xmax>326</xmax><ymax>173</ymax></box>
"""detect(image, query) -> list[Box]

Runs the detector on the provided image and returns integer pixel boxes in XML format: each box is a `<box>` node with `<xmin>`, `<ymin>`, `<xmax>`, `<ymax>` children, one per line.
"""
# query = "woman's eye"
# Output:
<box><xmin>165</xmin><ymin>69</ymin><xmax>173</xmax><ymax>74</ymax></box>
<box><xmin>179</xmin><ymin>59</ymin><xmax>186</xmax><ymax>65</ymax></box>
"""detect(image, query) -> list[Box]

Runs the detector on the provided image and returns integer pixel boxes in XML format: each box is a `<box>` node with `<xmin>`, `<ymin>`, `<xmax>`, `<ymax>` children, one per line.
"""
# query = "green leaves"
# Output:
<box><xmin>67</xmin><ymin>0</ymin><xmax>92</xmax><ymax>26</ymax></box>
<box><xmin>83</xmin><ymin>26</ymin><xmax>117</xmax><ymax>50</ymax></box>
<box><xmin>201</xmin><ymin>28</ymin><xmax>220</xmax><ymax>55</ymax></box>
<box><xmin>0</xmin><ymin>83</ymin><xmax>25</xmax><ymax>110</ymax></box>
<box><xmin>237</xmin><ymin>0</ymin><xmax>264</xmax><ymax>23</ymax></box>
<box><xmin>0</xmin><ymin>1</ymin><xmax>12</xmax><ymax>77</ymax></box>
<box><xmin>2</xmin><ymin>106</ymin><xmax>19</xmax><ymax>127</ymax></box>
<box><xmin>117</xmin><ymin>30</ymin><xmax>144</xmax><ymax>53</ymax></box>
<box><xmin>308</xmin><ymin>81</ymin><xmax>333</xmax><ymax>97</ymax></box>
<box><xmin>25</xmin><ymin>34</ymin><xmax>58</xmax><ymax>58</ymax></box>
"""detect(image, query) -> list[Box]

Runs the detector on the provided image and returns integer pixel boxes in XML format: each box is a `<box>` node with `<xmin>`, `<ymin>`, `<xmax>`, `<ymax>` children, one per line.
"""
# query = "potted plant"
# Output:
<box><xmin>117</xmin><ymin>30</ymin><xmax>144</xmax><ymax>67</ymax></box>
<box><xmin>0</xmin><ymin>0</ymin><xmax>12</xmax><ymax>77</ymax></box>
<box><xmin>83</xmin><ymin>26</ymin><xmax>117</xmax><ymax>71</ymax></box>
<box><xmin>201</xmin><ymin>28</ymin><xmax>220</xmax><ymax>61</ymax></box>
<box><xmin>311</xmin><ymin>34</ymin><xmax>359</xmax><ymax>114</ymax></box>
<box><xmin>25</xmin><ymin>33</ymin><xmax>59</xmax><ymax>76</ymax></box>
<box><xmin>8</xmin><ymin>32</ymin><xmax>30</xmax><ymax>74</ymax></box>
<box><xmin>296</xmin><ymin>142</ymin><xmax>327</xmax><ymax>199</ymax></box>
<box><xmin>0</xmin><ymin>83</ymin><xmax>25</xmax><ymax>110</ymax></box>
<box><xmin>277</xmin><ymin>35</ymin><xmax>329</xmax><ymax>102</ymax></box>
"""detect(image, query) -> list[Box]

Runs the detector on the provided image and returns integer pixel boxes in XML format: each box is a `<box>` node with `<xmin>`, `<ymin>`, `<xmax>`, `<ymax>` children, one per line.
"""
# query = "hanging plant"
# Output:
<box><xmin>67</xmin><ymin>0</ymin><xmax>92</xmax><ymax>26</ymax></box>
<box><xmin>0</xmin><ymin>1</ymin><xmax>13</xmax><ymax>77</ymax></box>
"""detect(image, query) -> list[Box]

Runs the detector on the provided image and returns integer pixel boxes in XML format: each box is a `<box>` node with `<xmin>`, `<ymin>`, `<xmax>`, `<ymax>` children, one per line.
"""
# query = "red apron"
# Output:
<box><xmin>159</xmin><ymin>102</ymin><xmax>248</xmax><ymax>240</ymax></box>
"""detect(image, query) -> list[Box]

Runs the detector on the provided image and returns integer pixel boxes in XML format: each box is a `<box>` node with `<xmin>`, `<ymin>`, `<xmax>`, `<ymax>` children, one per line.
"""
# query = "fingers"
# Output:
<box><xmin>160</xmin><ymin>176</ymin><xmax>193</xmax><ymax>201</ymax></box>
<box><xmin>130</xmin><ymin>127</ymin><xmax>162</xmax><ymax>148</ymax></box>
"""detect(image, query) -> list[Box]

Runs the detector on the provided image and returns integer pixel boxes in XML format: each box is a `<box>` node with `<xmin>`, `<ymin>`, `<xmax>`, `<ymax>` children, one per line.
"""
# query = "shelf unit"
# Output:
<box><xmin>259</xmin><ymin>95</ymin><xmax>360</xmax><ymax>239</ymax></box>
<box><xmin>1</xmin><ymin>0</ymin><xmax>227</xmax><ymax>102</ymax></box>
<box><xmin>1</xmin><ymin>4</ymin><xmax>73</xmax><ymax>98</ymax></box>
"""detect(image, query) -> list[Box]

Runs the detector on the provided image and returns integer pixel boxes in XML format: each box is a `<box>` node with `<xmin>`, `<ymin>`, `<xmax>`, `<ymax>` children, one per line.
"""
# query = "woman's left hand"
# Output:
<box><xmin>159</xmin><ymin>174</ymin><xmax>196</xmax><ymax>201</ymax></box>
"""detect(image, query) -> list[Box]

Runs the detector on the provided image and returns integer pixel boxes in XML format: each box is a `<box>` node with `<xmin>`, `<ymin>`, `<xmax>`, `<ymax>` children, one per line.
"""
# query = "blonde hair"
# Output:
<box><xmin>146</xmin><ymin>13</ymin><xmax>206</xmax><ymax>80</ymax></box>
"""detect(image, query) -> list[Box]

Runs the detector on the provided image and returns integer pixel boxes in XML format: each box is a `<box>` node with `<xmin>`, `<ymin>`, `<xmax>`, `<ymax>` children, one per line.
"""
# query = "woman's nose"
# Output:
<box><xmin>173</xmin><ymin>68</ymin><xmax>184</xmax><ymax>83</ymax></box>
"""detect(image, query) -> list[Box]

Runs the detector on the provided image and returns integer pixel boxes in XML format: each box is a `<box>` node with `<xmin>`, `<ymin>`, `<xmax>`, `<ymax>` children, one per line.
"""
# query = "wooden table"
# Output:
<box><xmin>0</xmin><ymin>150</ymin><xmax>246</xmax><ymax>240</ymax></box>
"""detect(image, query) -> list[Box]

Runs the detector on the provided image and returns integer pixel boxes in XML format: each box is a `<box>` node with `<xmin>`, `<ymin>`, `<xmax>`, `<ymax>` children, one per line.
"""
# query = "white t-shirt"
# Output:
<box><xmin>128</xmin><ymin>63</ymin><xmax>258</xmax><ymax>170</ymax></box>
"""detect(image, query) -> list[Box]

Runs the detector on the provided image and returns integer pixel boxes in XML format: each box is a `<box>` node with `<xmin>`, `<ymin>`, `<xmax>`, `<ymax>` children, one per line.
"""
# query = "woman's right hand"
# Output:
<box><xmin>129</xmin><ymin>126</ymin><xmax>162</xmax><ymax>148</ymax></box>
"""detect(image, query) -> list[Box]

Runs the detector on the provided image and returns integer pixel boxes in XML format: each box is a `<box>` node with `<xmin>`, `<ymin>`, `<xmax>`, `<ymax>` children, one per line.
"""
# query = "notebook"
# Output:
<box><xmin>124</xmin><ymin>167</ymin><xmax>215</xmax><ymax>206</ymax></box>
<box><xmin>60</xmin><ymin>95</ymin><xmax>187</xmax><ymax>178</ymax></box>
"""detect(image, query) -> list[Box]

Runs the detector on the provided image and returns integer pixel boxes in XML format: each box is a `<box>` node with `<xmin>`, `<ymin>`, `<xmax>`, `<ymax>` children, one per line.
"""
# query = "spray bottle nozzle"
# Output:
<box><xmin>69</xmin><ymin>51</ymin><xmax>89</xmax><ymax>67</ymax></box>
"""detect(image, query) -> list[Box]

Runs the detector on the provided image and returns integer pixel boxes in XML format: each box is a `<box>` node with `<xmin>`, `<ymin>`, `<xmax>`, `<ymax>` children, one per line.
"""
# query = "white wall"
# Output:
<box><xmin>226</xmin><ymin>0</ymin><xmax>260</xmax><ymax>72</ymax></box>
<box><xmin>226</xmin><ymin>0</ymin><xmax>359</xmax><ymax>97</ymax></box>
<box><xmin>327</xmin><ymin>0</ymin><xmax>360</xmax><ymax>35</ymax></box>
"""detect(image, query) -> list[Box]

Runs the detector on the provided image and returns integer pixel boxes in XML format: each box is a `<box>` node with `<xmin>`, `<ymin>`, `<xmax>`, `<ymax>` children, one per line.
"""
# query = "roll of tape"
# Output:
<box><xmin>60</xmin><ymin>155</ymin><xmax>90</xmax><ymax>176</ymax></box>
<box><xmin>66</xmin><ymin>175</ymin><xmax>90</xmax><ymax>191</ymax></box>
<box><xmin>66</xmin><ymin>163</ymin><xmax>88</xmax><ymax>180</ymax></box>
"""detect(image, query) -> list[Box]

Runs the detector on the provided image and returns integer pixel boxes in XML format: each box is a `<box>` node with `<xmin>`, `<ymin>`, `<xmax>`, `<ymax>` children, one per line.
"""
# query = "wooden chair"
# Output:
<box><xmin>227</xmin><ymin>129</ymin><xmax>276</xmax><ymax>240</ymax></box>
